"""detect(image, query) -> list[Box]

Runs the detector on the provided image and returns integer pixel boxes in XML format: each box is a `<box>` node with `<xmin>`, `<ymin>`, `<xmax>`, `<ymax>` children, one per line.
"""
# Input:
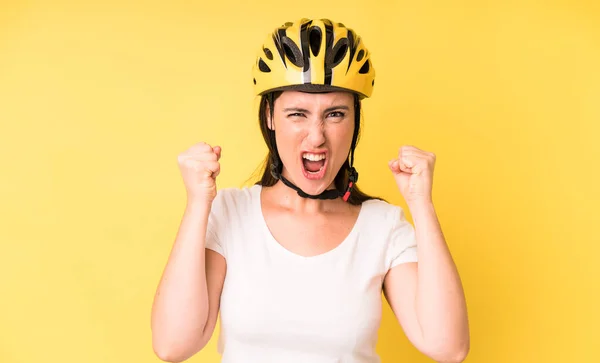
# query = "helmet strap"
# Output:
<box><xmin>270</xmin><ymin>157</ymin><xmax>356</xmax><ymax>201</ymax></box>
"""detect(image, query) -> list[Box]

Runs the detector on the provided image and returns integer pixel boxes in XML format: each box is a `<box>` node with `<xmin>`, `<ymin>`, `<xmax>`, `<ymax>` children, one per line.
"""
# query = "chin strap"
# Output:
<box><xmin>341</xmin><ymin>166</ymin><xmax>358</xmax><ymax>202</ymax></box>
<box><xmin>270</xmin><ymin>162</ymin><xmax>358</xmax><ymax>202</ymax></box>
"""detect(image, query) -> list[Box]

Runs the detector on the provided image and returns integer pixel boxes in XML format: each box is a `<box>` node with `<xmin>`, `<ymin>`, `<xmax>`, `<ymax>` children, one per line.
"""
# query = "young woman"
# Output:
<box><xmin>151</xmin><ymin>18</ymin><xmax>470</xmax><ymax>363</ymax></box>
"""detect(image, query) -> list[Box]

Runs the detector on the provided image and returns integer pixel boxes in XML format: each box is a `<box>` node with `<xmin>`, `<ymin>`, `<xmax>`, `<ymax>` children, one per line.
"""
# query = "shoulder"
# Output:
<box><xmin>361</xmin><ymin>198</ymin><xmax>409</xmax><ymax>227</ymax></box>
<box><xmin>210</xmin><ymin>184</ymin><xmax>261</xmax><ymax>217</ymax></box>
<box><xmin>361</xmin><ymin>199</ymin><xmax>417</xmax><ymax>268</ymax></box>
<box><xmin>214</xmin><ymin>184</ymin><xmax>260</xmax><ymax>204</ymax></box>
<box><xmin>206</xmin><ymin>184</ymin><xmax>261</xmax><ymax>251</ymax></box>
<box><xmin>352</xmin><ymin>198</ymin><xmax>417</xmax><ymax>270</ymax></box>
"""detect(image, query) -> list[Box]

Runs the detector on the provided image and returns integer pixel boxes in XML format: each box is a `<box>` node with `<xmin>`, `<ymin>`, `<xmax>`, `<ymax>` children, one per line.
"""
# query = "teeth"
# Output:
<box><xmin>302</xmin><ymin>153</ymin><xmax>326</xmax><ymax>161</ymax></box>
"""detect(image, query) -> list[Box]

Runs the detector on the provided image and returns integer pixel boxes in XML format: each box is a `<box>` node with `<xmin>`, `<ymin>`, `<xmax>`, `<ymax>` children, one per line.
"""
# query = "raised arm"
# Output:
<box><xmin>384</xmin><ymin>146</ymin><xmax>469</xmax><ymax>363</ymax></box>
<box><xmin>151</xmin><ymin>142</ymin><xmax>227</xmax><ymax>362</ymax></box>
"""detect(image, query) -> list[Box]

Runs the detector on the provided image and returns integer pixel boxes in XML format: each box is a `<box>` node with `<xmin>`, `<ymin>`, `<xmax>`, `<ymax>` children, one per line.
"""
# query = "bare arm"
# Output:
<box><xmin>383</xmin><ymin>202</ymin><xmax>469</xmax><ymax>363</ymax></box>
<box><xmin>151</xmin><ymin>201</ymin><xmax>226</xmax><ymax>362</ymax></box>
<box><xmin>150</xmin><ymin>200</ymin><xmax>227</xmax><ymax>362</ymax></box>
<box><xmin>151</xmin><ymin>142</ymin><xmax>226</xmax><ymax>362</ymax></box>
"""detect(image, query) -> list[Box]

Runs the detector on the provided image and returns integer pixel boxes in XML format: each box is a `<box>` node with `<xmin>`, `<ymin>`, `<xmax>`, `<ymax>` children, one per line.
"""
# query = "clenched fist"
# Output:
<box><xmin>388</xmin><ymin>145</ymin><xmax>436</xmax><ymax>206</ymax></box>
<box><xmin>177</xmin><ymin>142</ymin><xmax>222</xmax><ymax>203</ymax></box>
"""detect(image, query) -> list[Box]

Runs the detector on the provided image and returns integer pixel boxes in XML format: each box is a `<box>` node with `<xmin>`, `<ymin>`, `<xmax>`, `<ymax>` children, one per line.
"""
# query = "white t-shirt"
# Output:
<box><xmin>205</xmin><ymin>184</ymin><xmax>418</xmax><ymax>363</ymax></box>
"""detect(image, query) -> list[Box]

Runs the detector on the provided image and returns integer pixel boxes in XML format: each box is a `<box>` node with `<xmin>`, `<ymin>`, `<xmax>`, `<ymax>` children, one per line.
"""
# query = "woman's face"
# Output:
<box><xmin>269</xmin><ymin>90</ymin><xmax>356</xmax><ymax>195</ymax></box>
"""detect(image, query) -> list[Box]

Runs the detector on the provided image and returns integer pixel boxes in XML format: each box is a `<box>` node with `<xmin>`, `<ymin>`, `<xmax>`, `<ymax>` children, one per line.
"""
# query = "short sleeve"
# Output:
<box><xmin>386</xmin><ymin>206</ymin><xmax>418</xmax><ymax>270</ymax></box>
<box><xmin>205</xmin><ymin>190</ymin><xmax>226</xmax><ymax>258</ymax></box>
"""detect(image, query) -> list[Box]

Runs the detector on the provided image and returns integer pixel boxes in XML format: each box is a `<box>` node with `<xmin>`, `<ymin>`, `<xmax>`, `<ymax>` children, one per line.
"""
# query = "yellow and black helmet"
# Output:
<box><xmin>252</xmin><ymin>18</ymin><xmax>376</xmax><ymax>99</ymax></box>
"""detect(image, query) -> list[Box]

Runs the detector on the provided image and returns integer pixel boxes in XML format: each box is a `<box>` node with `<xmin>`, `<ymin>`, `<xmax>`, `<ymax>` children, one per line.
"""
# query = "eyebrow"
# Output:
<box><xmin>282</xmin><ymin>105</ymin><xmax>350</xmax><ymax>114</ymax></box>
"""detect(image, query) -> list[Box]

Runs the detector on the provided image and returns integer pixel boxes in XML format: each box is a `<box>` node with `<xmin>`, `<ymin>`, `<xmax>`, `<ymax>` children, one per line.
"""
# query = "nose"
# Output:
<box><xmin>306</xmin><ymin>120</ymin><xmax>326</xmax><ymax>147</ymax></box>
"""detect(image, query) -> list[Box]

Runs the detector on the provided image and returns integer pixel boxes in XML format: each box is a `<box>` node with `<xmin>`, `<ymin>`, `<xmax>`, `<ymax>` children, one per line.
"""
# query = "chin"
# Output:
<box><xmin>297</xmin><ymin>169</ymin><xmax>337</xmax><ymax>196</ymax></box>
<box><xmin>299</xmin><ymin>181</ymin><xmax>333</xmax><ymax>195</ymax></box>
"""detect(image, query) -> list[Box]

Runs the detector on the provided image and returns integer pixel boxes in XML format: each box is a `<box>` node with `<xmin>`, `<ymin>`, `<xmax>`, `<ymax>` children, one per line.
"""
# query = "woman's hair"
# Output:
<box><xmin>250</xmin><ymin>90</ymin><xmax>384</xmax><ymax>205</ymax></box>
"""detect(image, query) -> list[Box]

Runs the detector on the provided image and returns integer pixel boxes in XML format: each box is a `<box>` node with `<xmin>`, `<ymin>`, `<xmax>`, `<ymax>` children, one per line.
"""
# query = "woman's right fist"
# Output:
<box><xmin>177</xmin><ymin>142</ymin><xmax>221</xmax><ymax>203</ymax></box>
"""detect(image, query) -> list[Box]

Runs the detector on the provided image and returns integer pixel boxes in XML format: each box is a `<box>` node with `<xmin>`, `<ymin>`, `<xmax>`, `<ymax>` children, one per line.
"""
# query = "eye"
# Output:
<box><xmin>287</xmin><ymin>112</ymin><xmax>305</xmax><ymax>118</ymax></box>
<box><xmin>327</xmin><ymin>111</ymin><xmax>346</xmax><ymax>119</ymax></box>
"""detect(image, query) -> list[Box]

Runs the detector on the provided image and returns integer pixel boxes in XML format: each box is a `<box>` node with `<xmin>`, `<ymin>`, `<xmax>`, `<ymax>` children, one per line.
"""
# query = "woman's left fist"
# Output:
<box><xmin>388</xmin><ymin>145</ymin><xmax>436</xmax><ymax>205</ymax></box>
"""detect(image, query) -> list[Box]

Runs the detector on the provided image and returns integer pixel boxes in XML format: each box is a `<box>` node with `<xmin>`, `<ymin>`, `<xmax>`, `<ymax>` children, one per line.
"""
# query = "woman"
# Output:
<box><xmin>151</xmin><ymin>18</ymin><xmax>470</xmax><ymax>363</ymax></box>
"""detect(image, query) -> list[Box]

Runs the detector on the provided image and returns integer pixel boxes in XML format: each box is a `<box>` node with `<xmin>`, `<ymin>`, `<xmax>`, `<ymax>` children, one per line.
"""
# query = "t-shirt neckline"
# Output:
<box><xmin>252</xmin><ymin>184</ymin><xmax>367</xmax><ymax>261</ymax></box>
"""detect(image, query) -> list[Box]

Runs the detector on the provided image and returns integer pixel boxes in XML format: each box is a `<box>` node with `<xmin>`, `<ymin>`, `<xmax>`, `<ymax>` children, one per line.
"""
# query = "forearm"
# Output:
<box><xmin>151</xmin><ymin>200</ymin><xmax>212</xmax><ymax>357</ymax></box>
<box><xmin>410</xmin><ymin>201</ymin><xmax>469</xmax><ymax>360</ymax></box>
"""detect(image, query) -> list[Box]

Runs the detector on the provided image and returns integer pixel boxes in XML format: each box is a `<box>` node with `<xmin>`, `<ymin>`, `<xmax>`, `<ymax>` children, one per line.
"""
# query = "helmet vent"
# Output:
<box><xmin>328</xmin><ymin>38</ymin><xmax>349</xmax><ymax>68</ymax></box>
<box><xmin>258</xmin><ymin>58</ymin><xmax>271</xmax><ymax>72</ymax></box>
<box><xmin>263</xmin><ymin>47</ymin><xmax>273</xmax><ymax>60</ymax></box>
<box><xmin>356</xmin><ymin>49</ymin><xmax>365</xmax><ymax>62</ymax></box>
<box><xmin>359</xmin><ymin>59</ymin><xmax>370</xmax><ymax>74</ymax></box>
<box><xmin>309</xmin><ymin>27</ymin><xmax>322</xmax><ymax>56</ymax></box>
<box><xmin>281</xmin><ymin>37</ymin><xmax>304</xmax><ymax>67</ymax></box>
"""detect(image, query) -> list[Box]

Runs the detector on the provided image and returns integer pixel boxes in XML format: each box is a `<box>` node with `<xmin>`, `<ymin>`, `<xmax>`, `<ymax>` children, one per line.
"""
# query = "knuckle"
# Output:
<box><xmin>178</xmin><ymin>154</ymin><xmax>192</xmax><ymax>164</ymax></box>
<box><xmin>184</xmin><ymin>159</ymin><xmax>200</xmax><ymax>169</ymax></box>
<box><xmin>208</xmin><ymin>161</ymin><xmax>220</xmax><ymax>170</ymax></box>
<box><xmin>400</xmin><ymin>145</ymin><xmax>414</xmax><ymax>154</ymax></box>
<box><xmin>190</xmin><ymin>142</ymin><xmax>210</xmax><ymax>151</ymax></box>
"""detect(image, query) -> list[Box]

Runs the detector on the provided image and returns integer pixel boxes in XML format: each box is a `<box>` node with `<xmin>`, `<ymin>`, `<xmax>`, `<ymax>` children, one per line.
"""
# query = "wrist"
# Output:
<box><xmin>407</xmin><ymin>199</ymin><xmax>436</xmax><ymax>223</ymax></box>
<box><xmin>185</xmin><ymin>197</ymin><xmax>213</xmax><ymax>214</ymax></box>
<box><xmin>406</xmin><ymin>198</ymin><xmax>434</xmax><ymax>211</ymax></box>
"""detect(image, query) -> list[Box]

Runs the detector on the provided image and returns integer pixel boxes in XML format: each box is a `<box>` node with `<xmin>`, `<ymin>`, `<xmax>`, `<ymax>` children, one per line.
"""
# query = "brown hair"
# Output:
<box><xmin>249</xmin><ymin>90</ymin><xmax>384</xmax><ymax>205</ymax></box>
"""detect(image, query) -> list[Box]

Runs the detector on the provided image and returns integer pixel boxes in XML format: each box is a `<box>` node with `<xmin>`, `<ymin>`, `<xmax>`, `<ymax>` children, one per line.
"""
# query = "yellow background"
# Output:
<box><xmin>1</xmin><ymin>1</ymin><xmax>599</xmax><ymax>362</ymax></box>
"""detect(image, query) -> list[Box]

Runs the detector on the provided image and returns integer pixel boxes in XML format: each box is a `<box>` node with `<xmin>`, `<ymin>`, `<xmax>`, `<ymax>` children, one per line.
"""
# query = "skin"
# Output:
<box><xmin>150</xmin><ymin>90</ymin><xmax>470</xmax><ymax>363</ymax></box>
<box><xmin>268</xmin><ymin>91</ymin><xmax>356</xmax><ymax>207</ymax></box>
<box><xmin>385</xmin><ymin>146</ymin><xmax>470</xmax><ymax>363</ymax></box>
<box><xmin>260</xmin><ymin>91</ymin><xmax>361</xmax><ymax>257</ymax></box>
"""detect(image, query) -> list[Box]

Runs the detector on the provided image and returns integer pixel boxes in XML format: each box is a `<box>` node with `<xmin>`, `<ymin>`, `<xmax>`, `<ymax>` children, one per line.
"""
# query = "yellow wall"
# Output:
<box><xmin>1</xmin><ymin>1</ymin><xmax>598</xmax><ymax>362</ymax></box>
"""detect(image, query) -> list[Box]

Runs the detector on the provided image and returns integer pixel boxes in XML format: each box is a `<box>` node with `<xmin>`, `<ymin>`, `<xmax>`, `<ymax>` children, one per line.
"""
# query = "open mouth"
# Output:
<box><xmin>301</xmin><ymin>152</ymin><xmax>327</xmax><ymax>179</ymax></box>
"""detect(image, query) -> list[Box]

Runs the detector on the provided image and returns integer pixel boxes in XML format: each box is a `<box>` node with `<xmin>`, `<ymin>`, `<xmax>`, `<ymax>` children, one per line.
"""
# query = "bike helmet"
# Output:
<box><xmin>252</xmin><ymin>18</ymin><xmax>375</xmax><ymax>99</ymax></box>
